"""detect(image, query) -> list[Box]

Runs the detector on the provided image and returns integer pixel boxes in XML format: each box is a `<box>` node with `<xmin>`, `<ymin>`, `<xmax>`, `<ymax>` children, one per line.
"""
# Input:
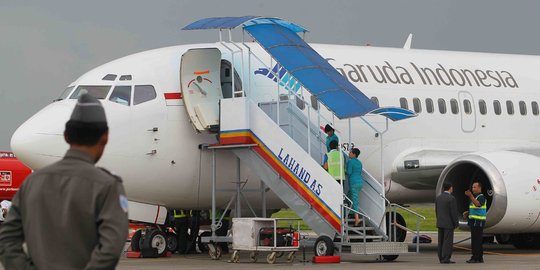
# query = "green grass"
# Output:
<box><xmin>396</xmin><ymin>206</ymin><xmax>437</xmax><ymax>232</ymax></box>
<box><xmin>271</xmin><ymin>205</ymin><xmax>438</xmax><ymax>232</ymax></box>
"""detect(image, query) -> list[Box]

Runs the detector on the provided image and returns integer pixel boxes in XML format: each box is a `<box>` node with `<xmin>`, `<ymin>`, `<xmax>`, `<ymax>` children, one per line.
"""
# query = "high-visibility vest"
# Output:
<box><xmin>469</xmin><ymin>194</ymin><xmax>487</xmax><ymax>220</ymax></box>
<box><xmin>174</xmin><ymin>210</ymin><xmax>187</xmax><ymax>218</ymax></box>
<box><xmin>328</xmin><ymin>150</ymin><xmax>344</xmax><ymax>180</ymax></box>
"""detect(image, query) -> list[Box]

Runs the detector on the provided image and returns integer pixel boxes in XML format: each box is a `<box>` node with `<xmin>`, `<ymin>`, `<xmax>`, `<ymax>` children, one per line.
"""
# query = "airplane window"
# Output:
<box><xmin>413</xmin><ymin>98</ymin><xmax>422</xmax><ymax>113</ymax></box>
<box><xmin>57</xmin><ymin>86</ymin><xmax>74</xmax><ymax>101</ymax></box>
<box><xmin>134</xmin><ymin>85</ymin><xmax>157</xmax><ymax>105</ymax></box>
<box><xmin>109</xmin><ymin>86</ymin><xmax>131</xmax><ymax>106</ymax></box>
<box><xmin>506</xmin><ymin>100</ymin><xmax>514</xmax><ymax>115</ymax></box>
<box><xmin>102</xmin><ymin>74</ymin><xmax>117</xmax><ymax>81</ymax></box>
<box><xmin>371</xmin><ymin>97</ymin><xmax>379</xmax><ymax>107</ymax></box>
<box><xmin>438</xmin><ymin>98</ymin><xmax>447</xmax><ymax>114</ymax></box>
<box><xmin>519</xmin><ymin>101</ymin><xmax>527</xmax><ymax>115</ymax></box>
<box><xmin>70</xmin><ymin>85</ymin><xmax>111</xmax><ymax>99</ymax></box>
<box><xmin>493</xmin><ymin>100</ymin><xmax>501</xmax><ymax>115</ymax></box>
<box><xmin>532</xmin><ymin>101</ymin><xmax>539</xmax><ymax>116</ymax></box>
<box><xmin>425</xmin><ymin>98</ymin><xmax>434</xmax><ymax>113</ymax></box>
<box><xmin>478</xmin><ymin>100</ymin><xmax>487</xmax><ymax>115</ymax></box>
<box><xmin>450</xmin><ymin>99</ymin><xmax>459</xmax><ymax>114</ymax></box>
<box><xmin>463</xmin><ymin>100</ymin><xmax>472</xmax><ymax>115</ymax></box>
<box><xmin>119</xmin><ymin>75</ymin><xmax>132</xmax><ymax>81</ymax></box>
<box><xmin>399</xmin><ymin>98</ymin><xmax>408</xmax><ymax>110</ymax></box>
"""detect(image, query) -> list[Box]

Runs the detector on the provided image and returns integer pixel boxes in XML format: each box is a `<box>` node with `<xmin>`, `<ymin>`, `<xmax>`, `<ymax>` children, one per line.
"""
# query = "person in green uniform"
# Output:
<box><xmin>324</xmin><ymin>124</ymin><xmax>339</xmax><ymax>152</ymax></box>
<box><xmin>0</xmin><ymin>94</ymin><xmax>129</xmax><ymax>269</ymax></box>
<box><xmin>346</xmin><ymin>148</ymin><xmax>363</xmax><ymax>226</ymax></box>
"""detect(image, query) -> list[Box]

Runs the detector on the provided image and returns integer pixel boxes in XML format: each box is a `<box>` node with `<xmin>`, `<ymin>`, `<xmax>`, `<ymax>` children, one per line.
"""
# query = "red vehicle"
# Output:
<box><xmin>0</xmin><ymin>152</ymin><xmax>32</xmax><ymax>200</ymax></box>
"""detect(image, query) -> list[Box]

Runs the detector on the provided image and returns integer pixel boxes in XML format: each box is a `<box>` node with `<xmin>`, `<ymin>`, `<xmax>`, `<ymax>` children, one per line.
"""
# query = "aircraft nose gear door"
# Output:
<box><xmin>458</xmin><ymin>91</ymin><xmax>476</xmax><ymax>133</ymax></box>
<box><xmin>181</xmin><ymin>48</ymin><xmax>223</xmax><ymax>132</ymax></box>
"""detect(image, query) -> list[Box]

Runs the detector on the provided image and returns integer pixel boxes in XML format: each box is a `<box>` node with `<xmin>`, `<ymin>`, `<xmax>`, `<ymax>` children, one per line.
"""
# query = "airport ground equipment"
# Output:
<box><xmin>183</xmin><ymin>16</ymin><xmax>425</xmax><ymax>261</ymax></box>
<box><xmin>229</xmin><ymin>218</ymin><xmax>300</xmax><ymax>264</ymax></box>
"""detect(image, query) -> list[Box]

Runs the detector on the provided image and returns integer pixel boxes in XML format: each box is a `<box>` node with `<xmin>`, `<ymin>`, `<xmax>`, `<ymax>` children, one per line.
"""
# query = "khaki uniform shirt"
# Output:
<box><xmin>0</xmin><ymin>149</ymin><xmax>129</xmax><ymax>270</ymax></box>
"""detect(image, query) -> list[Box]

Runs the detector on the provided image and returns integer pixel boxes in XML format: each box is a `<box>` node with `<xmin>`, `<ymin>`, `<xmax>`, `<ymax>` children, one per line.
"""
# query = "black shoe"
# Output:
<box><xmin>441</xmin><ymin>260</ymin><xmax>456</xmax><ymax>264</ymax></box>
<box><xmin>466</xmin><ymin>259</ymin><xmax>480</xmax><ymax>263</ymax></box>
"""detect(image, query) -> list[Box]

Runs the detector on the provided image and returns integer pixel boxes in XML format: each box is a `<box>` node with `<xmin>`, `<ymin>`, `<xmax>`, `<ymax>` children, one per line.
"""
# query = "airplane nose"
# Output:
<box><xmin>11</xmin><ymin>102</ymin><xmax>74</xmax><ymax>169</ymax></box>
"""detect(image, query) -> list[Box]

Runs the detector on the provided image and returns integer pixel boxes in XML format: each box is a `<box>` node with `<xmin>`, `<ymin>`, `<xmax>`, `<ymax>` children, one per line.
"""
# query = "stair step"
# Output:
<box><xmin>345</xmin><ymin>227</ymin><xmax>375</xmax><ymax>234</ymax></box>
<box><xmin>350</xmin><ymin>242</ymin><xmax>409</xmax><ymax>255</ymax></box>
<box><xmin>339</xmin><ymin>235</ymin><xmax>384</xmax><ymax>240</ymax></box>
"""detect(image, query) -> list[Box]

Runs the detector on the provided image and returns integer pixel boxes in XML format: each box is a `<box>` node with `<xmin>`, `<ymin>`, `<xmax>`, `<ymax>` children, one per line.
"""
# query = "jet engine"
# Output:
<box><xmin>436</xmin><ymin>150</ymin><xmax>540</xmax><ymax>248</ymax></box>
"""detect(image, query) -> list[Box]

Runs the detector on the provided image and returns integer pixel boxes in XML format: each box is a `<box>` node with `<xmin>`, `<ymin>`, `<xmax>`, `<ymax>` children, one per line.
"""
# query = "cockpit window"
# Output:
<box><xmin>70</xmin><ymin>85</ymin><xmax>111</xmax><ymax>99</ymax></box>
<box><xmin>58</xmin><ymin>86</ymin><xmax>74</xmax><ymax>101</ymax></box>
<box><xmin>109</xmin><ymin>86</ymin><xmax>131</xmax><ymax>106</ymax></box>
<box><xmin>133</xmin><ymin>85</ymin><xmax>157</xmax><ymax>105</ymax></box>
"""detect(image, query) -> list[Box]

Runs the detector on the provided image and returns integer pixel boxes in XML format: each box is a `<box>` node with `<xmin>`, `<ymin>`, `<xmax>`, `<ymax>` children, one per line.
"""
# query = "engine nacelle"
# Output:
<box><xmin>436</xmin><ymin>151</ymin><xmax>540</xmax><ymax>233</ymax></box>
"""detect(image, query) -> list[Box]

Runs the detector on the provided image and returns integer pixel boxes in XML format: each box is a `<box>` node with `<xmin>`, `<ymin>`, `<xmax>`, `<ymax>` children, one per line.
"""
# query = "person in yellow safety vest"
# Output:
<box><xmin>463</xmin><ymin>181</ymin><xmax>486</xmax><ymax>264</ymax></box>
<box><xmin>323</xmin><ymin>140</ymin><xmax>347</xmax><ymax>183</ymax></box>
<box><xmin>173</xmin><ymin>209</ymin><xmax>189</xmax><ymax>254</ymax></box>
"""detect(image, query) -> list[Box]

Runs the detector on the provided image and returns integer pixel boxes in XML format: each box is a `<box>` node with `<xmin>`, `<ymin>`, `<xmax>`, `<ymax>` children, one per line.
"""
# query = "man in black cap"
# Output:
<box><xmin>0</xmin><ymin>94</ymin><xmax>129</xmax><ymax>269</ymax></box>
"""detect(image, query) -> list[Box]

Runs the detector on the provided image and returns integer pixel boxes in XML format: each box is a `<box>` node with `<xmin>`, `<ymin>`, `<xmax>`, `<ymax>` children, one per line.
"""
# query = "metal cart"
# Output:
<box><xmin>230</xmin><ymin>218</ymin><xmax>300</xmax><ymax>264</ymax></box>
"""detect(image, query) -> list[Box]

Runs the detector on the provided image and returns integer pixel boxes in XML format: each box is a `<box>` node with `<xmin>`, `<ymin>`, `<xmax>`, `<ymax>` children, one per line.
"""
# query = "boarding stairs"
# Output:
<box><xmin>218</xmin><ymin>97</ymin><xmax>418</xmax><ymax>257</ymax></box>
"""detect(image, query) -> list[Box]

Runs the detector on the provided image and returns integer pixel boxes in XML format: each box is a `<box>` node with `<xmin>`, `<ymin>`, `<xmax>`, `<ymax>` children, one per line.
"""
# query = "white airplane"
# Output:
<box><xmin>10</xmin><ymin>17</ymin><xmax>540</xmax><ymax>250</ymax></box>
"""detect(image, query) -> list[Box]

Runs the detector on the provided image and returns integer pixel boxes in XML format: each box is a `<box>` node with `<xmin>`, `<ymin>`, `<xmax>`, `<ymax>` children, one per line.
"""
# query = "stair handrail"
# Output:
<box><xmin>341</xmin><ymin>194</ymin><xmax>388</xmax><ymax>241</ymax></box>
<box><xmin>388</xmin><ymin>203</ymin><xmax>425</xmax><ymax>253</ymax></box>
<box><xmin>241</xmin><ymin>42</ymin><xmax>343</xmax><ymax>139</ymax></box>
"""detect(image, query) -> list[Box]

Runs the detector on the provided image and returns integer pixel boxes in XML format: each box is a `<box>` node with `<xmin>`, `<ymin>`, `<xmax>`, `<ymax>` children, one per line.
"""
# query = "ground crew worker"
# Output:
<box><xmin>324</xmin><ymin>140</ymin><xmax>347</xmax><ymax>183</ymax></box>
<box><xmin>174</xmin><ymin>209</ymin><xmax>189</xmax><ymax>254</ymax></box>
<box><xmin>346</xmin><ymin>148</ymin><xmax>363</xmax><ymax>226</ymax></box>
<box><xmin>0</xmin><ymin>93</ymin><xmax>129</xmax><ymax>269</ymax></box>
<box><xmin>324</xmin><ymin>124</ymin><xmax>339</xmax><ymax>152</ymax></box>
<box><xmin>463</xmin><ymin>181</ymin><xmax>486</xmax><ymax>263</ymax></box>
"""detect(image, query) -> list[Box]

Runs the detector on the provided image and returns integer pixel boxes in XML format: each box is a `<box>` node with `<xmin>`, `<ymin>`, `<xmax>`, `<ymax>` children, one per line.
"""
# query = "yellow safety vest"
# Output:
<box><xmin>328</xmin><ymin>150</ymin><xmax>344</xmax><ymax>180</ymax></box>
<box><xmin>174</xmin><ymin>210</ymin><xmax>187</xmax><ymax>218</ymax></box>
<box><xmin>469</xmin><ymin>195</ymin><xmax>487</xmax><ymax>220</ymax></box>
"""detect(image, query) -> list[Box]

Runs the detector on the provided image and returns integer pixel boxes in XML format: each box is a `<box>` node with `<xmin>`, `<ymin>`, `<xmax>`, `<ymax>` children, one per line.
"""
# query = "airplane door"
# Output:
<box><xmin>458</xmin><ymin>91</ymin><xmax>476</xmax><ymax>133</ymax></box>
<box><xmin>180</xmin><ymin>48</ymin><xmax>223</xmax><ymax>132</ymax></box>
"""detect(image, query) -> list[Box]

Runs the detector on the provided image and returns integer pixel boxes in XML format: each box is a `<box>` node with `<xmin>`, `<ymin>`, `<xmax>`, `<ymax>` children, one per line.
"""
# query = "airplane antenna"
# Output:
<box><xmin>403</xmin><ymin>33</ymin><xmax>413</xmax><ymax>49</ymax></box>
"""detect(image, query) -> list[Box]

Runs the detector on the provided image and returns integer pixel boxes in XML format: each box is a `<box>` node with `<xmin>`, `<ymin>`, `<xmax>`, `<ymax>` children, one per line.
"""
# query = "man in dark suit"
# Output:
<box><xmin>435</xmin><ymin>182</ymin><xmax>459</xmax><ymax>264</ymax></box>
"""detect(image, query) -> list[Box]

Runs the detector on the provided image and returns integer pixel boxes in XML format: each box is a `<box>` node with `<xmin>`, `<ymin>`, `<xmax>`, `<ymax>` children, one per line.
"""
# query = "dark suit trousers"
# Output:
<box><xmin>470</xmin><ymin>226</ymin><xmax>484</xmax><ymax>261</ymax></box>
<box><xmin>438</xmin><ymin>228</ymin><xmax>454</xmax><ymax>262</ymax></box>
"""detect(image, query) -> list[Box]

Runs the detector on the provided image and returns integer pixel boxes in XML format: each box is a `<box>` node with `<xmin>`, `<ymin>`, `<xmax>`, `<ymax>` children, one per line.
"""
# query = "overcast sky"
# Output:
<box><xmin>1</xmin><ymin>0</ymin><xmax>540</xmax><ymax>150</ymax></box>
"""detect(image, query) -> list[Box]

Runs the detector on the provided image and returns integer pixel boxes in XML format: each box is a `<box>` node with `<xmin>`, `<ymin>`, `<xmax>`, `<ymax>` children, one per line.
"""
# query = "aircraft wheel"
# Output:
<box><xmin>314</xmin><ymin>235</ymin><xmax>334</xmax><ymax>256</ymax></box>
<box><xmin>166</xmin><ymin>232</ymin><xmax>178</xmax><ymax>253</ymax></box>
<box><xmin>130</xmin><ymin>230</ymin><xmax>144</xmax><ymax>252</ymax></box>
<box><xmin>382</xmin><ymin>254</ymin><xmax>399</xmax><ymax>261</ymax></box>
<box><xmin>385</xmin><ymin>212</ymin><xmax>407</xmax><ymax>242</ymax></box>
<box><xmin>266</xmin><ymin>252</ymin><xmax>277</xmax><ymax>264</ymax></box>
<box><xmin>511</xmin><ymin>233</ymin><xmax>540</xmax><ymax>249</ymax></box>
<box><xmin>249</xmin><ymin>251</ymin><xmax>258</xmax><ymax>262</ymax></box>
<box><xmin>142</xmin><ymin>229</ymin><xmax>168</xmax><ymax>256</ymax></box>
<box><xmin>496</xmin><ymin>234</ymin><xmax>511</xmax><ymax>244</ymax></box>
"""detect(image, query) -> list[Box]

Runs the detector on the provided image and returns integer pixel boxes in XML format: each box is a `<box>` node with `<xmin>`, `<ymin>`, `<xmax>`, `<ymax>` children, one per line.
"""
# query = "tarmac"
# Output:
<box><xmin>116</xmin><ymin>232</ymin><xmax>540</xmax><ymax>270</ymax></box>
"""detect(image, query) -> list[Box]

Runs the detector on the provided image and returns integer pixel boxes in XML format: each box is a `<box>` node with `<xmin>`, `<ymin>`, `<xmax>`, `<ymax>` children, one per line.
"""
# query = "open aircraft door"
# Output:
<box><xmin>458</xmin><ymin>91</ymin><xmax>476</xmax><ymax>133</ymax></box>
<box><xmin>180</xmin><ymin>48</ymin><xmax>223</xmax><ymax>132</ymax></box>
